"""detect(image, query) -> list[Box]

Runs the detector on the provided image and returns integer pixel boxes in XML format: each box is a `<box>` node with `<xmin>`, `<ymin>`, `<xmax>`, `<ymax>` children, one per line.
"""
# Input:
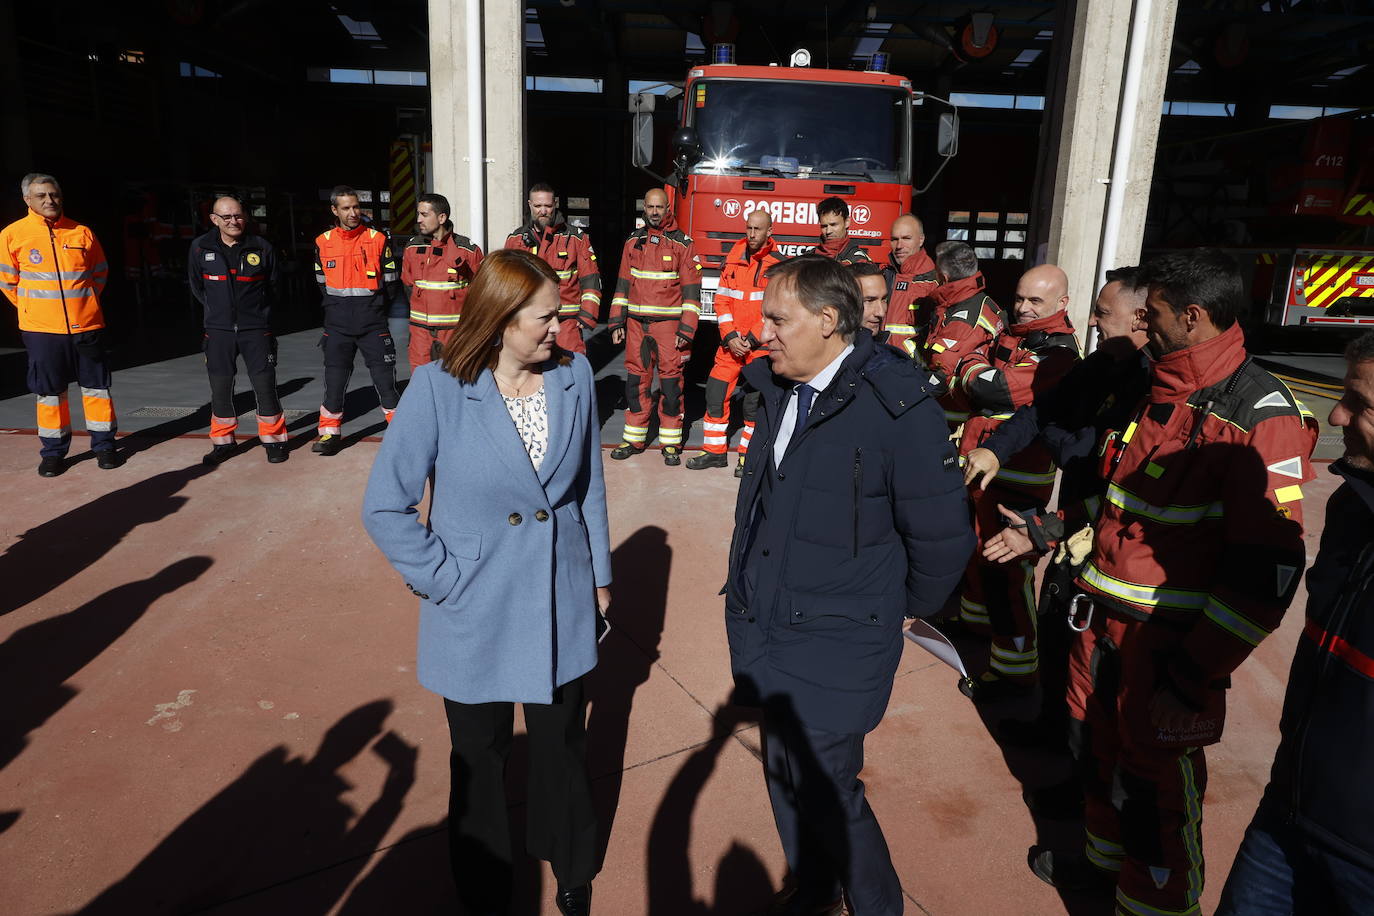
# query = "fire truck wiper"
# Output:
<box><xmin>811</xmin><ymin>169</ymin><xmax>875</xmax><ymax>183</ymax></box>
<box><xmin>730</xmin><ymin>164</ymin><xmax>791</xmax><ymax>179</ymax></box>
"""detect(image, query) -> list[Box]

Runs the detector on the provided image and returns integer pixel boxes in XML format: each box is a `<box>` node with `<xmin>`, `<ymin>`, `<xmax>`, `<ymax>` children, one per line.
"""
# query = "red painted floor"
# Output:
<box><xmin>0</xmin><ymin>432</ymin><xmax>1335</xmax><ymax>915</ymax></box>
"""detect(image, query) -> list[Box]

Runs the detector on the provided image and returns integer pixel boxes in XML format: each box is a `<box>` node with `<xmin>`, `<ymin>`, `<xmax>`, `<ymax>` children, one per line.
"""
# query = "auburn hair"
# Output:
<box><xmin>440</xmin><ymin>249</ymin><xmax>569</xmax><ymax>382</ymax></box>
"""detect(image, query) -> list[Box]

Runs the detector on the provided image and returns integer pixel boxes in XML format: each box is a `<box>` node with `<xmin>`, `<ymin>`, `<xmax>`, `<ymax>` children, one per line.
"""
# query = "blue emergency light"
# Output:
<box><xmin>869</xmin><ymin>52</ymin><xmax>890</xmax><ymax>72</ymax></box>
<box><xmin>712</xmin><ymin>43</ymin><xmax>735</xmax><ymax>65</ymax></box>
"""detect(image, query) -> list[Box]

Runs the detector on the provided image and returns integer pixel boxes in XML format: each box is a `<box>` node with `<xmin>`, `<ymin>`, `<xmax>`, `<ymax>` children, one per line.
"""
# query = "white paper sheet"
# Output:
<box><xmin>904</xmin><ymin>619</ymin><xmax>969</xmax><ymax>678</ymax></box>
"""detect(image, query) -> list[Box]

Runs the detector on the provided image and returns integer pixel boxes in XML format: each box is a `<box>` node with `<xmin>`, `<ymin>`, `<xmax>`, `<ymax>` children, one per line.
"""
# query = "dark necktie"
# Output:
<box><xmin>794</xmin><ymin>383</ymin><xmax>815</xmax><ymax>434</ymax></box>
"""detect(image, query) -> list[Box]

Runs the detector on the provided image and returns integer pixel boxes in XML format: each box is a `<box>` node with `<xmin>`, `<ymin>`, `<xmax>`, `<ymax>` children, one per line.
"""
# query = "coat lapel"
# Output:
<box><xmin>468</xmin><ymin>370</ymin><xmax>543</xmax><ymax>494</ymax></box>
<box><xmin>538</xmin><ymin>360</ymin><xmax>578</xmax><ymax>486</ymax></box>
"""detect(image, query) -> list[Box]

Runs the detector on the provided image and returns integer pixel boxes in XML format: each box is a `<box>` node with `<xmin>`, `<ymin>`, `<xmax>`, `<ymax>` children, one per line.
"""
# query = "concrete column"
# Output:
<box><xmin>427</xmin><ymin>0</ymin><xmax>524</xmax><ymax>250</ymax></box>
<box><xmin>1037</xmin><ymin>0</ymin><xmax>1178</xmax><ymax>339</ymax></box>
<box><xmin>481</xmin><ymin>0</ymin><xmax>525</xmax><ymax>248</ymax></box>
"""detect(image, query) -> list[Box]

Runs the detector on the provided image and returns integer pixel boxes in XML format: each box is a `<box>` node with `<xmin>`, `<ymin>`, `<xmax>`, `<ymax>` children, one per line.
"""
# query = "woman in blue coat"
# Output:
<box><xmin>362</xmin><ymin>249</ymin><xmax>612</xmax><ymax>916</ymax></box>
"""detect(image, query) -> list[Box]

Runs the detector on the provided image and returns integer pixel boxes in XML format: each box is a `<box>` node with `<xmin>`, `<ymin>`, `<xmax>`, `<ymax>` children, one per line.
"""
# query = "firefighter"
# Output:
<box><xmin>0</xmin><ymin>173</ymin><xmax>119</xmax><ymax>477</ymax></box>
<box><xmin>312</xmin><ymin>185</ymin><xmax>402</xmax><ymax>456</ymax></box>
<box><xmin>505</xmin><ymin>182</ymin><xmax>600</xmax><ymax>354</ymax></box>
<box><xmin>189</xmin><ymin>196</ymin><xmax>288</xmax><ymax>466</ymax></box>
<box><xmin>851</xmin><ymin>261</ymin><xmax>891</xmax><ymax>343</ymax></box>
<box><xmin>882</xmin><ymin>214</ymin><xmax>938</xmax><ymax>356</ymax></box>
<box><xmin>608</xmin><ymin>188</ymin><xmax>702</xmax><ymax>465</ymax></box>
<box><xmin>686</xmin><ymin>208</ymin><xmax>781</xmax><ymax>475</ymax></box>
<box><xmin>951</xmin><ymin>264</ymin><xmax>1080</xmax><ymax>702</ymax></box>
<box><xmin>985</xmin><ymin>250</ymin><xmax>1318</xmax><ymax>915</ymax></box>
<box><xmin>921</xmin><ymin>241</ymin><xmax>1005</xmax><ymax>429</ymax></box>
<box><xmin>811</xmin><ymin>197</ymin><xmax>872</xmax><ymax>265</ymax></box>
<box><xmin>403</xmin><ymin>193</ymin><xmax>483</xmax><ymax>369</ymax></box>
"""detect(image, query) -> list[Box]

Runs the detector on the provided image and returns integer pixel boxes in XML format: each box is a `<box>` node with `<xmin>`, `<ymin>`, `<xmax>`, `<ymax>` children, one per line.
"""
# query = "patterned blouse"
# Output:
<box><xmin>502</xmin><ymin>385</ymin><xmax>549</xmax><ymax>470</ymax></box>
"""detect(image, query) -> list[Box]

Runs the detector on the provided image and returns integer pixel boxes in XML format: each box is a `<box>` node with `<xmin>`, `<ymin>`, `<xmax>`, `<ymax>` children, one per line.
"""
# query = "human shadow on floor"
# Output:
<box><xmin>335</xmin><ymin>732</ymin><xmax>544</xmax><ymax>916</ymax></box>
<box><xmin>646</xmin><ymin>704</ymin><xmax>775</xmax><ymax>914</ymax></box>
<box><xmin>70</xmin><ymin>700</ymin><xmax>416</xmax><ymax>916</ymax></box>
<box><xmin>0</xmin><ymin>463</ymin><xmax>216</xmax><ymax>616</ymax></box>
<box><xmin>585</xmin><ymin>525</ymin><xmax>672</xmax><ymax>870</ymax></box>
<box><xmin>0</xmin><ymin>557</ymin><xmax>213</xmax><ymax>805</ymax></box>
<box><xmin>114</xmin><ymin>377</ymin><xmax>312</xmax><ymax>457</ymax></box>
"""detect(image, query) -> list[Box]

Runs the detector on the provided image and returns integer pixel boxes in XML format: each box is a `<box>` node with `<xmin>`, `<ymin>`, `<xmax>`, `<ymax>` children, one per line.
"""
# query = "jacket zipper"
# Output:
<box><xmin>852</xmin><ymin>448</ymin><xmax>862</xmax><ymax>558</ymax></box>
<box><xmin>47</xmin><ymin>228</ymin><xmax>72</xmax><ymax>335</ymax></box>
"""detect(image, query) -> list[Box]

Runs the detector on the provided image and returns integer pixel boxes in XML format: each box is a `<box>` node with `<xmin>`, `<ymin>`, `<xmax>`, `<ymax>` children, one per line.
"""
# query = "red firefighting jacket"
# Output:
<box><xmin>813</xmin><ymin>235</ymin><xmax>872</xmax><ymax>266</ymax></box>
<box><xmin>504</xmin><ymin>212</ymin><xmax>601</xmax><ymax>330</ymax></box>
<box><xmin>955</xmin><ymin>309</ymin><xmax>1080</xmax><ymax>493</ymax></box>
<box><xmin>716</xmin><ymin>237</ymin><xmax>782</xmax><ymax>349</ymax></box>
<box><xmin>882</xmin><ymin>248</ymin><xmax>938</xmax><ymax>356</ymax></box>
<box><xmin>402</xmin><ymin>232</ymin><xmax>483</xmax><ymax>330</ymax></box>
<box><xmin>314</xmin><ymin>224</ymin><xmax>398</xmax><ymax>334</ymax></box>
<box><xmin>608</xmin><ymin>212</ymin><xmax>702</xmax><ymax>344</ymax></box>
<box><xmin>1</xmin><ymin>210</ymin><xmax>109</xmax><ymax>334</ymax></box>
<box><xmin>920</xmin><ymin>272</ymin><xmax>1005</xmax><ymax>426</ymax></box>
<box><xmin>1073</xmin><ymin>323</ymin><xmax>1318</xmax><ymax>707</ymax></box>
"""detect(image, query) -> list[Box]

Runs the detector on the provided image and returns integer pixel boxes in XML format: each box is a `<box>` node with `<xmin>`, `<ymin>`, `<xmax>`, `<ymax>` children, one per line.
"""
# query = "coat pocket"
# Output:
<box><xmin>444</xmin><ymin>529</ymin><xmax>482</xmax><ymax>561</ymax></box>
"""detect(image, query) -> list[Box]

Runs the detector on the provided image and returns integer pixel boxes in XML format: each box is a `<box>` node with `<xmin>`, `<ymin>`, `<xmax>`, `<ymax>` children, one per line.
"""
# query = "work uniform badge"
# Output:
<box><xmin>246</xmin><ymin>253</ymin><xmax>261</xmax><ymax>266</ymax></box>
<box><xmin>28</xmin><ymin>249</ymin><xmax>42</xmax><ymax>265</ymax></box>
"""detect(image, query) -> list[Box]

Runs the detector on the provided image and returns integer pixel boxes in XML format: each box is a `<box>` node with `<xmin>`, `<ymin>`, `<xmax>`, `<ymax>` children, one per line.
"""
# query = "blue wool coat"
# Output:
<box><xmin>362</xmin><ymin>355</ymin><xmax>613</xmax><ymax>704</ymax></box>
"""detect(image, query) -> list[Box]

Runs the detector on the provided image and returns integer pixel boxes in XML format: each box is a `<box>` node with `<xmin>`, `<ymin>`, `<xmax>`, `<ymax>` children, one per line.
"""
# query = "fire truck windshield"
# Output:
<box><xmin>687</xmin><ymin>79</ymin><xmax>911</xmax><ymax>184</ymax></box>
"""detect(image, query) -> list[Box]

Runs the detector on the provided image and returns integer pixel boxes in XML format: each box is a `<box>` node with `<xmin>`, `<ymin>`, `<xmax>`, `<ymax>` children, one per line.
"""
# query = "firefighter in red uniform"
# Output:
<box><xmin>882</xmin><ymin>214</ymin><xmax>938</xmax><ymax>356</ymax></box>
<box><xmin>686</xmin><ymin>209</ymin><xmax>781</xmax><ymax>476</ymax></box>
<box><xmin>812</xmin><ymin>197</ymin><xmax>872</xmax><ymax>265</ymax></box>
<box><xmin>985</xmin><ymin>250</ymin><xmax>1319</xmax><ymax>915</ymax></box>
<box><xmin>952</xmin><ymin>265</ymin><xmax>1080</xmax><ymax>701</ymax></box>
<box><xmin>313</xmin><ymin>185</ymin><xmax>402</xmax><ymax>456</ymax></box>
<box><xmin>505</xmin><ymin>183</ymin><xmax>600</xmax><ymax>354</ymax></box>
<box><xmin>608</xmin><ymin>188</ymin><xmax>702</xmax><ymax>465</ymax></box>
<box><xmin>921</xmin><ymin>241</ymin><xmax>1005</xmax><ymax>429</ymax></box>
<box><xmin>403</xmin><ymin>192</ymin><xmax>483</xmax><ymax>369</ymax></box>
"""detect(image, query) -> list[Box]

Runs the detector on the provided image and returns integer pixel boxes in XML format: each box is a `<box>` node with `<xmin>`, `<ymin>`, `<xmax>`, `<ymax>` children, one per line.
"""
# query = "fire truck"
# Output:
<box><xmin>632</xmin><ymin>47</ymin><xmax>956</xmax><ymax>320</ymax></box>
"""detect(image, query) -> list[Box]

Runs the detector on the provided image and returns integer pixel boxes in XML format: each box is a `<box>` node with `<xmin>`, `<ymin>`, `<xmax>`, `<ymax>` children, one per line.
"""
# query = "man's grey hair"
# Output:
<box><xmin>934</xmin><ymin>240</ymin><xmax>979</xmax><ymax>281</ymax></box>
<box><xmin>330</xmin><ymin>184</ymin><xmax>358</xmax><ymax>207</ymax></box>
<box><xmin>1346</xmin><ymin>331</ymin><xmax>1374</xmax><ymax>365</ymax></box>
<box><xmin>764</xmin><ymin>255</ymin><xmax>862</xmax><ymax>340</ymax></box>
<box><xmin>21</xmin><ymin>173</ymin><xmax>61</xmax><ymax>197</ymax></box>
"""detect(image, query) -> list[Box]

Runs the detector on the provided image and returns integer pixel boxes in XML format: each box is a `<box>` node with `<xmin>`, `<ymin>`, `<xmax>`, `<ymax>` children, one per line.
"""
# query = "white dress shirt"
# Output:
<box><xmin>772</xmin><ymin>343</ymin><xmax>854</xmax><ymax>467</ymax></box>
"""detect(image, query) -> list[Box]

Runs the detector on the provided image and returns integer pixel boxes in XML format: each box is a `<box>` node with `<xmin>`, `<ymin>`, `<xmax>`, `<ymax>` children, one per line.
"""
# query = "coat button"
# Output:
<box><xmin>747</xmin><ymin>616</ymin><xmax>755</xmax><ymax>622</ymax></box>
<box><xmin>761</xmin><ymin>548</ymin><xmax>770</xmax><ymax>557</ymax></box>
<box><xmin>794</xmin><ymin>610</ymin><xmax>803</xmax><ymax>618</ymax></box>
<box><xmin>535</xmin><ymin>509</ymin><xmax>550</xmax><ymax>522</ymax></box>
<box><xmin>419</xmin><ymin>592</ymin><xmax>430</xmax><ymax>600</ymax></box>
<box><xmin>508</xmin><ymin>512</ymin><xmax>523</xmax><ymax>525</ymax></box>
<box><xmin>777</xmin><ymin>472</ymin><xmax>786</xmax><ymax>481</ymax></box>
<box><xmin>869</xmin><ymin>614</ymin><xmax>878</xmax><ymax>622</ymax></box>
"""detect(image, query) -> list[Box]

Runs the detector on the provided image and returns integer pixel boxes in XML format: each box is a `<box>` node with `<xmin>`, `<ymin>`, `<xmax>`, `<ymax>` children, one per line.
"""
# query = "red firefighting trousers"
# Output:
<box><xmin>700</xmin><ymin>345</ymin><xmax>766</xmax><ymax>455</ymax></box>
<box><xmin>622</xmin><ymin>318</ymin><xmax>686</xmax><ymax>450</ymax></box>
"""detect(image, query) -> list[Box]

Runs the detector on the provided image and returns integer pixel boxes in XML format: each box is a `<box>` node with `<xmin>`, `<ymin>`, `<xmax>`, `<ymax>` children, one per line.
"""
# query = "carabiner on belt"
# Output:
<box><xmin>1068</xmin><ymin>594</ymin><xmax>1094</xmax><ymax>632</ymax></box>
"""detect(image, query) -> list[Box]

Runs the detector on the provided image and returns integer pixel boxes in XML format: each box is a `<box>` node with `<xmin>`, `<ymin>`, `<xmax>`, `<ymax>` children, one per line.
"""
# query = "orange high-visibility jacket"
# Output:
<box><xmin>715</xmin><ymin>236</ymin><xmax>782</xmax><ymax>348</ymax></box>
<box><xmin>0</xmin><ymin>210</ymin><xmax>109</xmax><ymax>334</ymax></box>
<box><xmin>314</xmin><ymin>224</ymin><xmax>398</xmax><ymax>333</ymax></box>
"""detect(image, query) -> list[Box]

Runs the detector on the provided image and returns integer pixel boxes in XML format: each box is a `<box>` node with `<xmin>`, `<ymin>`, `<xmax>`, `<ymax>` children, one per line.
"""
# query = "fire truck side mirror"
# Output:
<box><xmin>630</xmin><ymin>92</ymin><xmax>656</xmax><ymax>168</ymax></box>
<box><xmin>672</xmin><ymin>126</ymin><xmax>702</xmax><ymax>171</ymax></box>
<box><xmin>937</xmin><ymin>112</ymin><xmax>960</xmax><ymax>158</ymax></box>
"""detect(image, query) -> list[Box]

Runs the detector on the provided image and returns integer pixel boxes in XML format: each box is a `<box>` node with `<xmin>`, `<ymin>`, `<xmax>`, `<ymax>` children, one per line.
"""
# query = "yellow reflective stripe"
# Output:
<box><xmin>555</xmin><ymin>268</ymin><xmax>577</xmax><ymax>279</ymax></box>
<box><xmin>1105</xmin><ymin>483</ymin><xmax>1224</xmax><ymax>525</ymax></box>
<box><xmin>414</xmin><ymin>279</ymin><xmax>465</xmax><ymax>290</ymax></box>
<box><xmin>409</xmin><ymin>311</ymin><xmax>462</xmax><ymax>324</ymax></box>
<box><xmin>631</xmin><ymin>267</ymin><xmax>680</xmax><ymax>280</ymax></box>
<box><xmin>683</xmin><ymin>302</ymin><xmax>701</xmax><ymax>315</ymax></box>
<box><xmin>626</xmin><ymin>303</ymin><xmax>683</xmax><ymax>316</ymax></box>
<box><xmin>1080</xmin><ymin>562</ymin><xmax>1208</xmax><ymax>610</ymax></box>
<box><xmin>1204</xmin><ymin>595</ymin><xmax>1269</xmax><ymax>647</ymax></box>
<box><xmin>995</xmin><ymin>467</ymin><xmax>1057</xmax><ymax>487</ymax></box>
<box><xmin>944</xmin><ymin>410</ymin><xmax>969</xmax><ymax>423</ymax></box>
<box><xmin>580</xmin><ymin>291</ymin><xmax>600</xmax><ymax>303</ymax></box>
<box><xmin>1180</xmin><ymin>751</ymin><xmax>1205</xmax><ymax>907</ymax></box>
<box><xmin>885</xmin><ymin>323</ymin><xmax>916</xmax><ymax>334</ymax></box>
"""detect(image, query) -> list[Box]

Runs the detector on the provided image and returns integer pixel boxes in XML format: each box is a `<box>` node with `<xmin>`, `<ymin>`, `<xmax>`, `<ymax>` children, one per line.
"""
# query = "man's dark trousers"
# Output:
<box><xmin>762</xmin><ymin>704</ymin><xmax>903</xmax><ymax>914</ymax></box>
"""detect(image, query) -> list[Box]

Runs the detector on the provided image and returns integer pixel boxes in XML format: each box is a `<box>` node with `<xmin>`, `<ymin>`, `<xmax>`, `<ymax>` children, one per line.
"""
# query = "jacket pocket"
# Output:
<box><xmin>444</xmin><ymin>529</ymin><xmax>482</xmax><ymax>561</ymax></box>
<box><xmin>787</xmin><ymin>591</ymin><xmax>892</xmax><ymax>628</ymax></box>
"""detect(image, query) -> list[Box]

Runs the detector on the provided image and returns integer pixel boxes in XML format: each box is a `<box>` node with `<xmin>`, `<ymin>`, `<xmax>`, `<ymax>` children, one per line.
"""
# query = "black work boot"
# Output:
<box><xmin>686</xmin><ymin>451</ymin><xmax>728</xmax><ymax>470</ymax></box>
<box><xmin>203</xmin><ymin>443</ymin><xmax>236</xmax><ymax>466</ymax></box>
<box><xmin>662</xmin><ymin>446</ymin><xmax>683</xmax><ymax>466</ymax></box>
<box><xmin>313</xmin><ymin>435</ymin><xmax>342</xmax><ymax>456</ymax></box>
<box><xmin>609</xmin><ymin>442</ymin><xmax>644</xmax><ymax>460</ymax></box>
<box><xmin>264</xmin><ymin>443</ymin><xmax>289</xmax><ymax>464</ymax></box>
<box><xmin>96</xmin><ymin>449</ymin><xmax>123</xmax><ymax>470</ymax></box>
<box><xmin>38</xmin><ymin>456</ymin><xmax>65</xmax><ymax>478</ymax></box>
<box><xmin>1029</xmin><ymin>847</ymin><xmax>1116</xmax><ymax>891</ymax></box>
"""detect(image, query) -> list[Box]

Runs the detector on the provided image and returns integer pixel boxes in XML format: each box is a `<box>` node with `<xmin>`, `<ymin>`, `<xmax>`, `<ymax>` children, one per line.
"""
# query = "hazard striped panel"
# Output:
<box><xmin>389</xmin><ymin>138</ymin><xmax>419</xmax><ymax>236</ymax></box>
<box><xmin>1297</xmin><ymin>252</ymin><xmax>1374</xmax><ymax>310</ymax></box>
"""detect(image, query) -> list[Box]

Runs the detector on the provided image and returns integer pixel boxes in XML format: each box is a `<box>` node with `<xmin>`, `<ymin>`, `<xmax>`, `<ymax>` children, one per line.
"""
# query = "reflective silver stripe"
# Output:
<box><xmin>626</xmin><ymin>303</ymin><xmax>683</xmax><ymax>316</ymax></box>
<box><xmin>20</xmin><ymin>270</ymin><xmax>59</xmax><ymax>281</ymax></box>
<box><xmin>0</xmin><ymin>262</ymin><xmax>17</xmax><ymax>275</ymax></box>
<box><xmin>324</xmin><ymin>286</ymin><xmax>378</xmax><ymax>297</ymax></box>
<box><xmin>19</xmin><ymin>265</ymin><xmax>105</xmax><ymax>282</ymax></box>
<box><xmin>17</xmin><ymin>287</ymin><xmax>94</xmax><ymax>299</ymax></box>
<box><xmin>1203</xmin><ymin>596</ymin><xmax>1269</xmax><ymax>647</ymax></box>
<box><xmin>81</xmin><ymin>387</ymin><xmax>111</xmax><ymax>400</ymax></box>
<box><xmin>631</xmin><ymin>267</ymin><xmax>679</xmax><ymax>280</ymax></box>
<box><xmin>1080</xmin><ymin>562</ymin><xmax>1208</xmax><ymax>610</ymax></box>
<box><xmin>85</xmin><ymin>420</ymin><xmax>114</xmax><ymax>431</ymax></box>
<box><xmin>716</xmin><ymin>286</ymin><xmax>741</xmax><ymax>297</ymax></box>
<box><xmin>414</xmin><ymin>280</ymin><xmax>462</xmax><ymax>290</ymax></box>
<box><xmin>1105</xmin><ymin>483</ymin><xmax>1223</xmax><ymax>526</ymax></box>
